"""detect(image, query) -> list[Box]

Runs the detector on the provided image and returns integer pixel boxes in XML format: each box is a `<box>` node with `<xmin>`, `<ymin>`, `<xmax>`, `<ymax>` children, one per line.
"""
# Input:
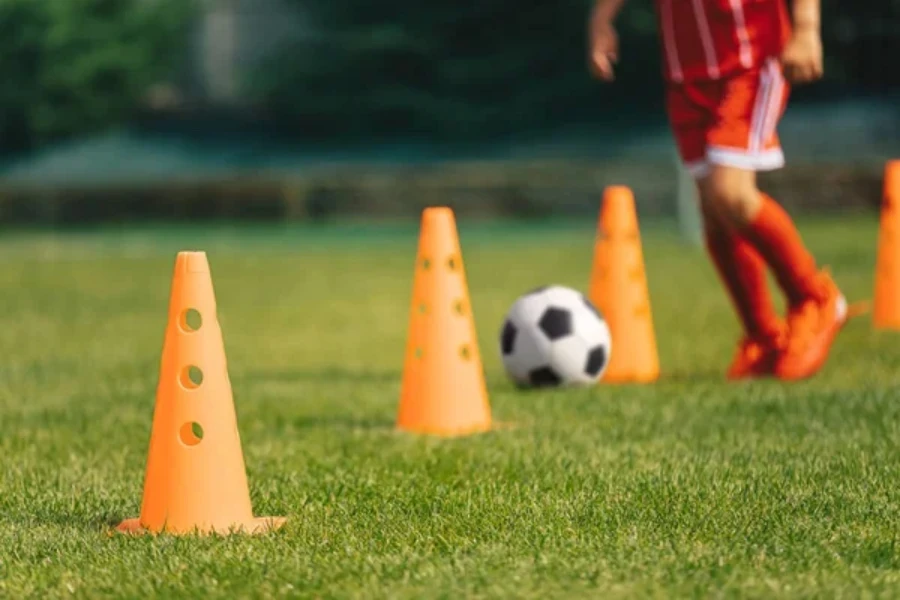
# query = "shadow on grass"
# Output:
<box><xmin>485</xmin><ymin>368</ymin><xmax>727</xmax><ymax>392</ymax></box>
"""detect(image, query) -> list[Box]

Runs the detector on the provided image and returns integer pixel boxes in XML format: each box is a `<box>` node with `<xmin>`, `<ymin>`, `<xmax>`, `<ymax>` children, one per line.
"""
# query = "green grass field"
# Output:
<box><xmin>2</xmin><ymin>214</ymin><xmax>899</xmax><ymax>598</ymax></box>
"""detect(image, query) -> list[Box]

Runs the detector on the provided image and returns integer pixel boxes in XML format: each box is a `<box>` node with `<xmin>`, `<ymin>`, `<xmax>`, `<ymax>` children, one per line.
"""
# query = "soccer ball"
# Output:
<box><xmin>499</xmin><ymin>285</ymin><xmax>612</xmax><ymax>388</ymax></box>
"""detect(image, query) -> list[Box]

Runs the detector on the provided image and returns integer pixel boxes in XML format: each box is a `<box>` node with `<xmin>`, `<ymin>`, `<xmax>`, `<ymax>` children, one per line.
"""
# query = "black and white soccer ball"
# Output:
<box><xmin>499</xmin><ymin>285</ymin><xmax>612</xmax><ymax>388</ymax></box>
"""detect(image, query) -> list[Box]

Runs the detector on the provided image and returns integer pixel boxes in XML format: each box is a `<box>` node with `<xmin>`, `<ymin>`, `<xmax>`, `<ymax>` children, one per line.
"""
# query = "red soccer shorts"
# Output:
<box><xmin>666</xmin><ymin>57</ymin><xmax>790</xmax><ymax>178</ymax></box>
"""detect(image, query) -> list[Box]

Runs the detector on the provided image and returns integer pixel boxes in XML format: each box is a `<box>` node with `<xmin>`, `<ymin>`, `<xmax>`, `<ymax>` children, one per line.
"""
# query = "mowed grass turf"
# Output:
<box><xmin>1</xmin><ymin>214</ymin><xmax>899</xmax><ymax>598</ymax></box>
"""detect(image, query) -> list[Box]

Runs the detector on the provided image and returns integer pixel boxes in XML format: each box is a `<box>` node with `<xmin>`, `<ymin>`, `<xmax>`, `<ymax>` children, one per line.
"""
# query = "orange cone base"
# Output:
<box><xmin>602</xmin><ymin>371</ymin><xmax>659</xmax><ymax>384</ymax></box>
<box><xmin>115</xmin><ymin>516</ymin><xmax>286</xmax><ymax>536</ymax></box>
<box><xmin>395</xmin><ymin>419</ymin><xmax>518</xmax><ymax>438</ymax></box>
<box><xmin>396</xmin><ymin>420</ymin><xmax>492</xmax><ymax>438</ymax></box>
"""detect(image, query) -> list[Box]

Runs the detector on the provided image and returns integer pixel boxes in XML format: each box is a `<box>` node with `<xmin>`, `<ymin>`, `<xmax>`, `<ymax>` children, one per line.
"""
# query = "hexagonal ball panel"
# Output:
<box><xmin>538</xmin><ymin>307</ymin><xmax>573</xmax><ymax>341</ymax></box>
<box><xmin>500</xmin><ymin>320</ymin><xmax>517</xmax><ymax>355</ymax></box>
<box><xmin>528</xmin><ymin>366</ymin><xmax>562</xmax><ymax>387</ymax></box>
<box><xmin>585</xmin><ymin>345</ymin><xmax>608</xmax><ymax>377</ymax></box>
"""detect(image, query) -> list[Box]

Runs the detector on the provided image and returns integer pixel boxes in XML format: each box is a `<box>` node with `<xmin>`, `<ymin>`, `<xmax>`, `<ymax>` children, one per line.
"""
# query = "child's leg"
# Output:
<box><xmin>696</xmin><ymin>59</ymin><xmax>847</xmax><ymax>380</ymax></box>
<box><xmin>700</xmin><ymin>166</ymin><xmax>846</xmax><ymax>380</ymax></box>
<box><xmin>697</xmin><ymin>59</ymin><xmax>821</xmax><ymax>306</ymax></box>
<box><xmin>666</xmin><ymin>79</ymin><xmax>785</xmax><ymax>378</ymax></box>
<box><xmin>700</xmin><ymin>195</ymin><xmax>781</xmax><ymax>341</ymax></box>
<box><xmin>697</xmin><ymin>167</ymin><xmax>820</xmax><ymax>306</ymax></box>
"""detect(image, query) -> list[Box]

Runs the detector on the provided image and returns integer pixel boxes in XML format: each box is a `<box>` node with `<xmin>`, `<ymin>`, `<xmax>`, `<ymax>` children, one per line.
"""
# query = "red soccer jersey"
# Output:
<box><xmin>653</xmin><ymin>0</ymin><xmax>793</xmax><ymax>83</ymax></box>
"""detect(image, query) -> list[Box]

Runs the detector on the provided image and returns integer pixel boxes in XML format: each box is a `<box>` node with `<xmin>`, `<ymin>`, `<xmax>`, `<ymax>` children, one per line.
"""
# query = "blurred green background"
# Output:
<box><xmin>0</xmin><ymin>0</ymin><xmax>897</xmax><ymax>224</ymax></box>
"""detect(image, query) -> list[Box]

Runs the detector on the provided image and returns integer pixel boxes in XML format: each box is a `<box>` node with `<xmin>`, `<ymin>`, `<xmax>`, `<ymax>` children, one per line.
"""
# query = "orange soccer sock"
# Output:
<box><xmin>740</xmin><ymin>193</ymin><xmax>820</xmax><ymax>306</ymax></box>
<box><xmin>705</xmin><ymin>225</ymin><xmax>781</xmax><ymax>340</ymax></box>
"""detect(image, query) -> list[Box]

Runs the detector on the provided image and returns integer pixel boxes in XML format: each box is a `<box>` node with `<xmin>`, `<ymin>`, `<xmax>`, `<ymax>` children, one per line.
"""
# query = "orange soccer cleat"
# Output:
<box><xmin>726</xmin><ymin>328</ymin><xmax>786</xmax><ymax>380</ymax></box>
<box><xmin>774</xmin><ymin>269</ymin><xmax>848</xmax><ymax>381</ymax></box>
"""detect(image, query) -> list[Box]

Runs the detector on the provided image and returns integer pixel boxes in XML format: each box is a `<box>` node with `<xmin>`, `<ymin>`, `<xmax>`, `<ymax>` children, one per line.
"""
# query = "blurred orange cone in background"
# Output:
<box><xmin>588</xmin><ymin>186</ymin><xmax>660</xmax><ymax>383</ymax></box>
<box><xmin>117</xmin><ymin>251</ymin><xmax>284</xmax><ymax>535</ymax></box>
<box><xmin>874</xmin><ymin>160</ymin><xmax>900</xmax><ymax>329</ymax></box>
<box><xmin>396</xmin><ymin>207</ymin><xmax>492</xmax><ymax>436</ymax></box>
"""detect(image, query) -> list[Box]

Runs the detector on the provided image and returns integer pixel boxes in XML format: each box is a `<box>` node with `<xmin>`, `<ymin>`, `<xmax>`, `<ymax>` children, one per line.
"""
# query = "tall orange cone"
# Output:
<box><xmin>588</xmin><ymin>186</ymin><xmax>660</xmax><ymax>383</ymax></box>
<box><xmin>396</xmin><ymin>207</ymin><xmax>492</xmax><ymax>436</ymax></box>
<box><xmin>874</xmin><ymin>160</ymin><xmax>900</xmax><ymax>329</ymax></box>
<box><xmin>117</xmin><ymin>251</ymin><xmax>285</xmax><ymax>535</ymax></box>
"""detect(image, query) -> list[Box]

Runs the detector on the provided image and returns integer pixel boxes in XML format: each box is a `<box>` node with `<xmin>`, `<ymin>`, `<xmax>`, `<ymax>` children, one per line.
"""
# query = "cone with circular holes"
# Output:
<box><xmin>396</xmin><ymin>207</ymin><xmax>492</xmax><ymax>436</ymax></box>
<box><xmin>588</xmin><ymin>186</ymin><xmax>660</xmax><ymax>383</ymax></box>
<box><xmin>117</xmin><ymin>251</ymin><xmax>284</xmax><ymax>535</ymax></box>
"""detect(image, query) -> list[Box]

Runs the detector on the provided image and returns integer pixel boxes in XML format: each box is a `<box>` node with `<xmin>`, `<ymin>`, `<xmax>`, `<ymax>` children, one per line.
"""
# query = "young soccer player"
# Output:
<box><xmin>588</xmin><ymin>0</ymin><xmax>847</xmax><ymax>381</ymax></box>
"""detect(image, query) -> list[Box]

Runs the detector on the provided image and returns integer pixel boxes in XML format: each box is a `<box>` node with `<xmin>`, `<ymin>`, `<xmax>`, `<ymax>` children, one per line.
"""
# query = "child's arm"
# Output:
<box><xmin>791</xmin><ymin>0</ymin><xmax>821</xmax><ymax>32</ymax></box>
<box><xmin>781</xmin><ymin>0</ymin><xmax>824</xmax><ymax>83</ymax></box>
<box><xmin>588</xmin><ymin>0</ymin><xmax>627</xmax><ymax>81</ymax></box>
<box><xmin>592</xmin><ymin>0</ymin><xmax>627</xmax><ymax>23</ymax></box>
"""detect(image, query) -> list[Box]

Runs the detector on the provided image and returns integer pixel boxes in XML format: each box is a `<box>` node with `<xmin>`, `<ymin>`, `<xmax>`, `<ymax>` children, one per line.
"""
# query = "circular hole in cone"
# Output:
<box><xmin>459</xmin><ymin>345</ymin><xmax>471</xmax><ymax>360</ymax></box>
<box><xmin>179</xmin><ymin>422</ymin><xmax>204</xmax><ymax>446</ymax></box>
<box><xmin>180</xmin><ymin>308</ymin><xmax>203</xmax><ymax>332</ymax></box>
<box><xmin>422</xmin><ymin>258</ymin><xmax>431</xmax><ymax>270</ymax></box>
<box><xmin>418</xmin><ymin>303</ymin><xmax>427</xmax><ymax>314</ymax></box>
<box><xmin>414</xmin><ymin>347</ymin><xmax>424</xmax><ymax>359</ymax></box>
<box><xmin>180</xmin><ymin>365</ymin><xmax>204</xmax><ymax>389</ymax></box>
<box><xmin>447</xmin><ymin>256</ymin><xmax>457</xmax><ymax>270</ymax></box>
<box><xmin>453</xmin><ymin>299</ymin><xmax>465</xmax><ymax>315</ymax></box>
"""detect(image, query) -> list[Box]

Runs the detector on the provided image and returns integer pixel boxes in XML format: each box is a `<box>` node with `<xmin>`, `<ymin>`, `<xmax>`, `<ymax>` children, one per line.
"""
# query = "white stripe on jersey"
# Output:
<box><xmin>690</xmin><ymin>0</ymin><xmax>720</xmax><ymax>79</ymax></box>
<box><xmin>728</xmin><ymin>0</ymin><xmax>754</xmax><ymax>69</ymax></box>
<box><xmin>659</xmin><ymin>0</ymin><xmax>684</xmax><ymax>82</ymax></box>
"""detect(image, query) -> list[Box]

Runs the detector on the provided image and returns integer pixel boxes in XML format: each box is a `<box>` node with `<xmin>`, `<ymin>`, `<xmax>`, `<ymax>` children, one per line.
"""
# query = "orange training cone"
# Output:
<box><xmin>396</xmin><ymin>207</ymin><xmax>492</xmax><ymax>436</ymax></box>
<box><xmin>874</xmin><ymin>160</ymin><xmax>900</xmax><ymax>329</ymax></box>
<box><xmin>117</xmin><ymin>251</ymin><xmax>285</xmax><ymax>535</ymax></box>
<box><xmin>588</xmin><ymin>186</ymin><xmax>660</xmax><ymax>383</ymax></box>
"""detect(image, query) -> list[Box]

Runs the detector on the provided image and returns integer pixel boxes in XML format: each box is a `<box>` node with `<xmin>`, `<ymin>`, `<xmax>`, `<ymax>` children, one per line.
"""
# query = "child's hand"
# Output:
<box><xmin>589</xmin><ymin>21</ymin><xmax>619</xmax><ymax>81</ymax></box>
<box><xmin>780</xmin><ymin>29</ymin><xmax>823</xmax><ymax>83</ymax></box>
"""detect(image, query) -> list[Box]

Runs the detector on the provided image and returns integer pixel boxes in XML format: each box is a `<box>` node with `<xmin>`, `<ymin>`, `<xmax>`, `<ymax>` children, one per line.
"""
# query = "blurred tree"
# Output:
<box><xmin>0</xmin><ymin>0</ymin><xmax>196</xmax><ymax>153</ymax></box>
<box><xmin>251</xmin><ymin>0</ymin><xmax>900</xmax><ymax>143</ymax></box>
<box><xmin>250</xmin><ymin>0</ymin><xmax>665</xmax><ymax>142</ymax></box>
